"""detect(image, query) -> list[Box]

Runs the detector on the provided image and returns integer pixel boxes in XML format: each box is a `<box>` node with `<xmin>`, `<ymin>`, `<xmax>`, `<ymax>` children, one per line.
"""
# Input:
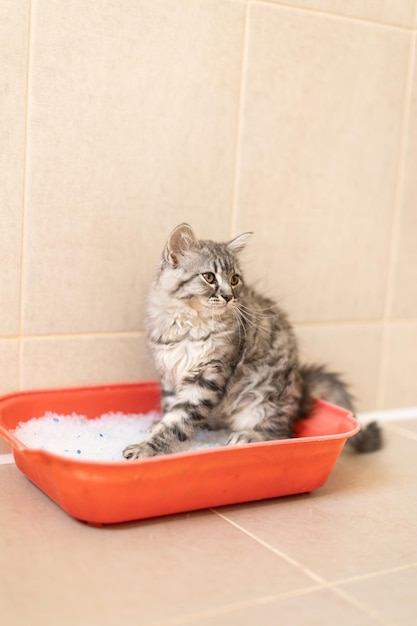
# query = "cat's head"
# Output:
<box><xmin>157</xmin><ymin>223</ymin><xmax>252</xmax><ymax>318</ymax></box>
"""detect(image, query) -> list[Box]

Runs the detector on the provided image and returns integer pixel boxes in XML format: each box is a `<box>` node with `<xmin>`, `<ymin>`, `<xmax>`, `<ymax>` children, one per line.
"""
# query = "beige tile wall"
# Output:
<box><xmin>1</xmin><ymin>0</ymin><xmax>416</xmax><ymax>410</ymax></box>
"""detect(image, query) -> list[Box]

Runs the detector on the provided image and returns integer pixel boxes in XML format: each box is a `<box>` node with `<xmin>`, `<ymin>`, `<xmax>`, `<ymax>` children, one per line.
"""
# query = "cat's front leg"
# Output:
<box><xmin>123</xmin><ymin>360</ymin><xmax>230</xmax><ymax>459</ymax></box>
<box><xmin>123</xmin><ymin>419</ymin><xmax>186</xmax><ymax>459</ymax></box>
<box><xmin>122</xmin><ymin>399</ymin><xmax>208</xmax><ymax>459</ymax></box>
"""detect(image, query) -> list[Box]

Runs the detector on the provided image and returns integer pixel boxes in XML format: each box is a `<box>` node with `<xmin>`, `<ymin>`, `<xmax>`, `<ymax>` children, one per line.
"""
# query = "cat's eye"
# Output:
<box><xmin>202</xmin><ymin>272</ymin><xmax>216</xmax><ymax>284</ymax></box>
<box><xmin>230</xmin><ymin>274</ymin><xmax>240</xmax><ymax>287</ymax></box>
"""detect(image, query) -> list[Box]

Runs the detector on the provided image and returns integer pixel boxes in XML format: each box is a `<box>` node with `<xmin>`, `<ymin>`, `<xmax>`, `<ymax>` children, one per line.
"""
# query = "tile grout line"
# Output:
<box><xmin>150</xmin><ymin>586</ymin><xmax>324</xmax><ymax>626</ymax></box>
<box><xmin>13</xmin><ymin>330</ymin><xmax>147</xmax><ymax>342</ymax></box>
<box><xmin>1</xmin><ymin>316</ymin><xmax>416</xmax><ymax>345</ymax></box>
<box><xmin>377</xmin><ymin>27</ymin><xmax>417</xmax><ymax>409</ymax></box>
<box><xmin>18</xmin><ymin>0</ymin><xmax>34</xmax><ymax>392</ymax></box>
<box><xmin>295</xmin><ymin>317</ymin><xmax>417</xmax><ymax>330</ymax></box>
<box><xmin>254</xmin><ymin>0</ymin><xmax>416</xmax><ymax>32</ymax></box>
<box><xmin>229</xmin><ymin>0</ymin><xmax>250</xmax><ymax>239</ymax></box>
<box><xmin>211</xmin><ymin>510</ymin><xmax>414</xmax><ymax>625</ymax></box>
<box><xmin>333</xmin><ymin>561</ymin><xmax>417</xmax><ymax>587</ymax></box>
<box><xmin>5</xmin><ymin>316</ymin><xmax>417</xmax><ymax>343</ymax></box>
<box><xmin>329</xmin><ymin>586</ymin><xmax>396</xmax><ymax>626</ymax></box>
<box><xmin>211</xmin><ymin>508</ymin><xmax>326</xmax><ymax>585</ymax></box>
<box><xmin>212</xmin><ymin>509</ymin><xmax>417</xmax><ymax>589</ymax></box>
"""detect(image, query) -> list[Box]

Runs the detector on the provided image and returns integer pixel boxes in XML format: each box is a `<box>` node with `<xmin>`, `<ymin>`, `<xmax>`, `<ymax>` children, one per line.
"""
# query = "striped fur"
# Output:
<box><xmin>123</xmin><ymin>224</ymin><xmax>382</xmax><ymax>459</ymax></box>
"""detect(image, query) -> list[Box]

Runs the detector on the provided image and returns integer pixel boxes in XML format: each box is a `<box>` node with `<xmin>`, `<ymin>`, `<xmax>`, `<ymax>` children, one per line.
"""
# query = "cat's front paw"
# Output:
<box><xmin>123</xmin><ymin>442</ymin><xmax>158</xmax><ymax>460</ymax></box>
<box><xmin>226</xmin><ymin>430</ymin><xmax>262</xmax><ymax>445</ymax></box>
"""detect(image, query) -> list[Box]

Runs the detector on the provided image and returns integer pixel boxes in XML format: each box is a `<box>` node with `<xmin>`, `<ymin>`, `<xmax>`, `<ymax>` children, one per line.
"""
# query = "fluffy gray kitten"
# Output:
<box><xmin>123</xmin><ymin>224</ymin><xmax>381</xmax><ymax>459</ymax></box>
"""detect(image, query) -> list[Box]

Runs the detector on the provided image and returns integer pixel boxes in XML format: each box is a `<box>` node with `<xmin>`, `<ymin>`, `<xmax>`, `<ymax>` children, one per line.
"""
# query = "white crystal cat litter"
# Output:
<box><xmin>13</xmin><ymin>412</ymin><xmax>230</xmax><ymax>462</ymax></box>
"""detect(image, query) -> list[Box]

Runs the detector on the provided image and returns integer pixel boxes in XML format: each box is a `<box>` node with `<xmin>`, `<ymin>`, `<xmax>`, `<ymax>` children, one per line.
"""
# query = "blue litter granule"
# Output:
<box><xmin>76</xmin><ymin>449</ymin><xmax>81</xmax><ymax>454</ymax></box>
<box><xmin>53</xmin><ymin>417</ymin><xmax>59</xmax><ymax>423</ymax></box>
<box><xmin>99</xmin><ymin>433</ymin><xmax>103</xmax><ymax>438</ymax></box>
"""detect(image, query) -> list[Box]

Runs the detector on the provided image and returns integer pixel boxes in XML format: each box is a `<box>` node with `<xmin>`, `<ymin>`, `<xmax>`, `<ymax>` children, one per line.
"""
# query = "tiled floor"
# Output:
<box><xmin>1</xmin><ymin>419</ymin><xmax>417</xmax><ymax>626</ymax></box>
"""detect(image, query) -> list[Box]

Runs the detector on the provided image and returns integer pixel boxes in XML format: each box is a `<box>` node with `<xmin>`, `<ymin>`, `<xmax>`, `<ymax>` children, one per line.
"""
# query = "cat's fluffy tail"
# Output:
<box><xmin>299</xmin><ymin>364</ymin><xmax>382</xmax><ymax>453</ymax></box>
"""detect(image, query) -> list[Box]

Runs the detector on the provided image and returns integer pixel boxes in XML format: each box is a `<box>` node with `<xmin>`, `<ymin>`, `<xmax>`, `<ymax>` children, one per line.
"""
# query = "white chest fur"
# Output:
<box><xmin>147</xmin><ymin>290</ymin><xmax>232</xmax><ymax>388</ymax></box>
<box><xmin>153</xmin><ymin>335</ymin><xmax>218</xmax><ymax>388</ymax></box>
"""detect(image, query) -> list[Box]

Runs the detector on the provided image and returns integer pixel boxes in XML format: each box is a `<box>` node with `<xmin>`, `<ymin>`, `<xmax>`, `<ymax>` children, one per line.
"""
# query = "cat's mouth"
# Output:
<box><xmin>205</xmin><ymin>298</ymin><xmax>235</xmax><ymax>316</ymax></box>
<box><xmin>188</xmin><ymin>295</ymin><xmax>235</xmax><ymax>318</ymax></box>
<box><xmin>208</xmin><ymin>300</ymin><xmax>228</xmax><ymax>309</ymax></box>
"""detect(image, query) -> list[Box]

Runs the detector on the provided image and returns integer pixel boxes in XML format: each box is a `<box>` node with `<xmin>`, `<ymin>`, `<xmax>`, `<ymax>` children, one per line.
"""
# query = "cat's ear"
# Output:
<box><xmin>164</xmin><ymin>223</ymin><xmax>198</xmax><ymax>267</ymax></box>
<box><xmin>227</xmin><ymin>232</ymin><xmax>253</xmax><ymax>255</ymax></box>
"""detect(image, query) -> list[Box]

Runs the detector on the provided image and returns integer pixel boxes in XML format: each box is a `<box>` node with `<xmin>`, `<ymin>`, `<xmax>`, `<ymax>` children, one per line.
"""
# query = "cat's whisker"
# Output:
<box><xmin>234</xmin><ymin>305</ymin><xmax>271</xmax><ymax>338</ymax></box>
<box><xmin>238</xmin><ymin>312</ymin><xmax>273</xmax><ymax>329</ymax></box>
<box><xmin>241</xmin><ymin>318</ymin><xmax>271</xmax><ymax>339</ymax></box>
<box><xmin>237</xmin><ymin>301</ymin><xmax>277</xmax><ymax>312</ymax></box>
<box><xmin>232</xmin><ymin>307</ymin><xmax>247</xmax><ymax>342</ymax></box>
<box><xmin>237</xmin><ymin>303</ymin><xmax>276</xmax><ymax>319</ymax></box>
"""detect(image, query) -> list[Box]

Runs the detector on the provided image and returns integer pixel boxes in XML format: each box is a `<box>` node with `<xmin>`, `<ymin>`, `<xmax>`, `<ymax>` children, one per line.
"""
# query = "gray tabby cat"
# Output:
<box><xmin>123</xmin><ymin>223</ymin><xmax>381</xmax><ymax>459</ymax></box>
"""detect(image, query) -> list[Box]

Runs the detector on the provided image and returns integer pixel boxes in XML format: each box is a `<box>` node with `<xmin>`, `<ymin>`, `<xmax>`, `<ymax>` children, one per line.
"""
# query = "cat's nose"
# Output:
<box><xmin>222</xmin><ymin>294</ymin><xmax>233</xmax><ymax>303</ymax></box>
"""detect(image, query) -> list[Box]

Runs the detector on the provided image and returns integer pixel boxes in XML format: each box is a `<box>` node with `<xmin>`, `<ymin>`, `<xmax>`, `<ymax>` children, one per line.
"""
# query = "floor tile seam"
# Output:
<box><xmin>323</xmin><ymin>561</ymin><xmax>417</xmax><ymax>589</ymax></box>
<box><xmin>151</xmin><ymin>562</ymin><xmax>417</xmax><ymax>626</ymax></box>
<box><xmin>328</xmin><ymin>585</ymin><xmax>397</xmax><ymax>625</ymax></box>
<box><xmin>211</xmin><ymin>509</ymin><xmax>326</xmax><ymax>585</ymax></box>
<box><xmin>211</xmin><ymin>512</ymin><xmax>417</xmax><ymax>617</ymax></box>
<box><xmin>253</xmin><ymin>0</ymin><xmax>417</xmax><ymax>32</ymax></box>
<box><xmin>150</xmin><ymin>585</ymin><xmax>324</xmax><ymax>626</ymax></box>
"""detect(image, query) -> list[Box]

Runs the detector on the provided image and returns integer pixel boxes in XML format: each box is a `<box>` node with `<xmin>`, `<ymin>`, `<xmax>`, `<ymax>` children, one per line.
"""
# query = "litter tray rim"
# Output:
<box><xmin>0</xmin><ymin>380</ymin><xmax>360</xmax><ymax>464</ymax></box>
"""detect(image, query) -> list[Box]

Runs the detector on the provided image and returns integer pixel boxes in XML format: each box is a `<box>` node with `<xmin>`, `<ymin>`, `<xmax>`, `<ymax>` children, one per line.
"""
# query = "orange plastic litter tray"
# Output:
<box><xmin>0</xmin><ymin>381</ymin><xmax>359</xmax><ymax>525</ymax></box>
